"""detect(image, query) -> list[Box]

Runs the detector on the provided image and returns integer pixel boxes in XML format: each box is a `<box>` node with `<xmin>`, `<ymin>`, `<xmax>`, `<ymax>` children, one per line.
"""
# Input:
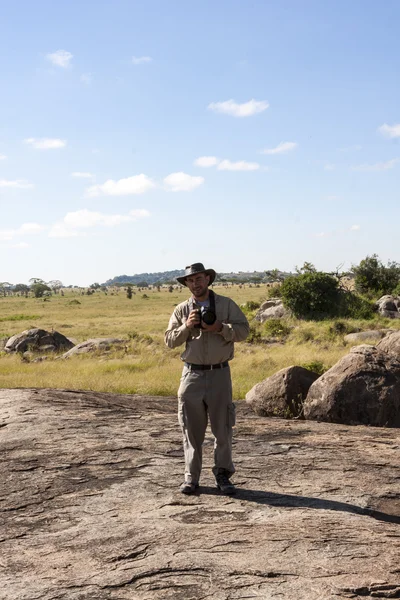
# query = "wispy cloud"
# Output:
<box><xmin>324</xmin><ymin>163</ymin><xmax>336</xmax><ymax>171</ymax></box>
<box><xmin>217</xmin><ymin>159</ymin><xmax>260</xmax><ymax>171</ymax></box>
<box><xmin>86</xmin><ymin>174</ymin><xmax>155</xmax><ymax>197</ymax></box>
<box><xmin>194</xmin><ymin>156</ymin><xmax>219</xmax><ymax>167</ymax></box>
<box><xmin>350</xmin><ymin>224</ymin><xmax>360</xmax><ymax>231</ymax></box>
<box><xmin>24</xmin><ymin>138</ymin><xmax>66</xmax><ymax>150</ymax></box>
<box><xmin>80</xmin><ymin>73</ymin><xmax>92</xmax><ymax>85</ymax></box>
<box><xmin>261</xmin><ymin>141</ymin><xmax>298</xmax><ymax>155</ymax></box>
<box><xmin>0</xmin><ymin>154</ymin><xmax>7</xmax><ymax>160</ymax></box>
<box><xmin>49</xmin><ymin>209</ymin><xmax>150</xmax><ymax>238</ymax></box>
<box><xmin>71</xmin><ymin>172</ymin><xmax>94</xmax><ymax>179</ymax></box>
<box><xmin>315</xmin><ymin>232</ymin><xmax>326</xmax><ymax>238</ymax></box>
<box><xmin>46</xmin><ymin>50</ymin><xmax>73</xmax><ymax>68</ymax></box>
<box><xmin>208</xmin><ymin>99</ymin><xmax>269</xmax><ymax>117</ymax></box>
<box><xmin>132</xmin><ymin>56</ymin><xmax>152</xmax><ymax>65</ymax></box>
<box><xmin>164</xmin><ymin>172</ymin><xmax>204</xmax><ymax>192</ymax></box>
<box><xmin>194</xmin><ymin>156</ymin><xmax>261</xmax><ymax>171</ymax></box>
<box><xmin>0</xmin><ymin>179</ymin><xmax>34</xmax><ymax>189</ymax></box>
<box><xmin>378</xmin><ymin>123</ymin><xmax>400</xmax><ymax>138</ymax></box>
<box><xmin>10</xmin><ymin>242</ymin><xmax>30</xmax><ymax>249</ymax></box>
<box><xmin>0</xmin><ymin>222</ymin><xmax>44</xmax><ymax>241</ymax></box>
<box><xmin>351</xmin><ymin>158</ymin><xmax>399</xmax><ymax>172</ymax></box>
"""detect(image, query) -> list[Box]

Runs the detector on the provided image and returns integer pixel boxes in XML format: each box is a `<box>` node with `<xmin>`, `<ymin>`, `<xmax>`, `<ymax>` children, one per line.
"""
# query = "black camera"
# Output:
<box><xmin>194</xmin><ymin>306</ymin><xmax>217</xmax><ymax>328</ymax></box>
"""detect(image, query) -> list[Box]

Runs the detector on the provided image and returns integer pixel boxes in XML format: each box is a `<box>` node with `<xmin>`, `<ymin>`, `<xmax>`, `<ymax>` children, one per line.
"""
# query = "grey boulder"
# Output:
<box><xmin>375</xmin><ymin>295</ymin><xmax>400</xmax><ymax>318</ymax></box>
<box><xmin>246</xmin><ymin>365</ymin><xmax>320</xmax><ymax>418</ymax></box>
<box><xmin>255</xmin><ymin>298</ymin><xmax>289</xmax><ymax>322</ymax></box>
<box><xmin>304</xmin><ymin>345</ymin><xmax>400</xmax><ymax>427</ymax></box>
<box><xmin>62</xmin><ymin>337</ymin><xmax>127</xmax><ymax>358</ymax></box>
<box><xmin>343</xmin><ymin>330</ymin><xmax>390</xmax><ymax>344</ymax></box>
<box><xmin>5</xmin><ymin>328</ymin><xmax>74</xmax><ymax>353</ymax></box>
<box><xmin>377</xmin><ymin>329</ymin><xmax>400</xmax><ymax>358</ymax></box>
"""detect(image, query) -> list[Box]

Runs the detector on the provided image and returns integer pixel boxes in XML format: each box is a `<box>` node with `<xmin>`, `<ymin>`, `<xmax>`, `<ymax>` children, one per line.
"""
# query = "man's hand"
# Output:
<box><xmin>185</xmin><ymin>309</ymin><xmax>201</xmax><ymax>329</ymax></box>
<box><xmin>201</xmin><ymin>319</ymin><xmax>224</xmax><ymax>333</ymax></box>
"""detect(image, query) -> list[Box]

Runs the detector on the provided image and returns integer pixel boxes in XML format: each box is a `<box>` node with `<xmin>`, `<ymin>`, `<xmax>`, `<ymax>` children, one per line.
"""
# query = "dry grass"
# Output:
<box><xmin>1</xmin><ymin>285</ymin><xmax>398</xmax><ymax>399</ymax></box>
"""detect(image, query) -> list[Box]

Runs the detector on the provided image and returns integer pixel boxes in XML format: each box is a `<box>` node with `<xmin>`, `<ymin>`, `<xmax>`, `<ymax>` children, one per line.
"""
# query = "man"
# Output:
<box><xmin>165</xmin><ymin>263</ymin><xmax>249</xmax><ymax>495</ymax></box>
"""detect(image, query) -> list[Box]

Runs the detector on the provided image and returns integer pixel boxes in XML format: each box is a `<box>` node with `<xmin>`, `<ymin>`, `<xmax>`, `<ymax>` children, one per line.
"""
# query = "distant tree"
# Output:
<box><xmin>126</xmin><ymin>285</ymin><xmax>133</xmax><ymax>299</ymax></box>
<box><xmin>29</xmin><ymin>277</ymin><xmax>45</xmax><ymax>285</ymax></box>
<box><xmin>352</xmin><ymin>254</ymin><xmax>400</xmax><ymax>295</ymax></box>
<box><xmin>168</xmin><ymin>285</ymin><xmax>173</xmax><ymax>293</ymax></box>
<box><xmin>31</xmin><ymin>283</ymin><xmax>51</xmax><ymax>298</ymax></box>
<box><xmin>90</xmin><ymin>282</ymin><xmax>101</xmax><ymax>289</ymax></box>
<box><xmin>265</xmin><ymin>269</ymin><xmax>285</xmax><ymax>283</ymax></box>
<box><xmin>14</xmin><ymin>283</ymin><xmax>30</xmax><ymax>297</ymax></box>
<box><xmin>48</xmin><ymin>280</ymin><xmax>63</xmax><ymax>293</ymax></box>
<box><xmin>135</xmin><ymin>281</ymin><xmax>149</xmax><ymax>288</ymax></box>
<box><xmin>295</xmin><ymin>262</ymin><xmax>317</xmax><ymax>275</ymax></box>
<box><xmin>0</xmin><ymin>282</ymin><xmax>13</xmax><ymax>296</ymax></box>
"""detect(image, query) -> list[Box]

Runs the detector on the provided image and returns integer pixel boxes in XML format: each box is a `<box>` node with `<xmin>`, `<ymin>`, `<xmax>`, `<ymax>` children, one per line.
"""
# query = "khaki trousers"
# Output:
<box><xmin>178</xmin><ymin>364</ymin><xmax>236</xmax><ymax>484</ymax></box>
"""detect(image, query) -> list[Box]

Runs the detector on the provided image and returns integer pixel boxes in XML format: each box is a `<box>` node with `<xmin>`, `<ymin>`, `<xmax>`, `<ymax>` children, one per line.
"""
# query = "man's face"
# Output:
<box><xmin>185</xmin><ymin>273</ymin><xmax>210</xmax><ymax>299</ymax></box>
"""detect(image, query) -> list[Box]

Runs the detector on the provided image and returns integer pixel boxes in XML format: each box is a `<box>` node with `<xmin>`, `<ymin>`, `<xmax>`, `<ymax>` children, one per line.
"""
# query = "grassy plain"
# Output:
<box><xmin>0</xmin><ymin>285</ymin><xmax>398</xmax><ymax>399</ymax></box>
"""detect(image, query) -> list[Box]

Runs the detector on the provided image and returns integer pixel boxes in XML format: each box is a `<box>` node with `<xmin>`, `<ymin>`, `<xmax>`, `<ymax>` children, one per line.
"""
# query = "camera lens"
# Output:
<box><xmin>201</xmin><ymin>308</ymin><xmax>216</xmax><ymax>325</ymax></box>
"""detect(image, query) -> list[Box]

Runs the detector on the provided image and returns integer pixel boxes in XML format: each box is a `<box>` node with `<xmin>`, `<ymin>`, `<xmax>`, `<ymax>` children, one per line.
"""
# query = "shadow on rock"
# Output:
<box><xmin>198</xmin><ymin>486</ymin><xmax>400</xmax><ymax>525</ymax></box>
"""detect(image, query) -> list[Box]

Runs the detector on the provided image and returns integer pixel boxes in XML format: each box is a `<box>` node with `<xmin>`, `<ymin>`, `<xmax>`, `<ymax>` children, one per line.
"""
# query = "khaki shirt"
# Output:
<box><xmin>165</xmin><ymin>292</ymin><xmax>249</xmax><ymax>364</ymax></box>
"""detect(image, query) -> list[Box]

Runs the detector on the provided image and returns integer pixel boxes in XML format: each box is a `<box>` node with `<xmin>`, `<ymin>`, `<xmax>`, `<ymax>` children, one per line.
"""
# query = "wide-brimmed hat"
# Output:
<box><xmin>176</xmin><ymin>263</ymin><xmax>216</xmax><ymax>286</ymax></box>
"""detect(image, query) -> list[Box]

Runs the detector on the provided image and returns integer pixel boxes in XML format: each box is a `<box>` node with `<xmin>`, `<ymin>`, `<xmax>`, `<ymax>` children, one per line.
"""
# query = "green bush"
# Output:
<box><xmin>352</xmin><ymin>254</ymin><xmax>400</xmax><ymax>295</ymax></box>
<box><xmin>266</xmin><ymin>285</ymin><xmax>282</xmax><ymax>299</ymax></box>
<box><xmin>299</xmin><ymin>360</ymin><xmax>329</xmax><ymax>376</ymax></box>
<box><xmin>243</xmin><ymin>300</ymin><xmax>261</xmax><ymax>311</ymax></box>
<box><xmin>246</xmin><ymin>324</ymin><xmax>262</xmax><ymax>344</ymax></box>
<box><xmin>281</xmin><ymin>272</ymin><xmax>340</xmax><ymax>319</ymax></box>
<box><xmin>263</xmin><ymin>319</ymin><xmax>291</xmax><ymax>338</ymax></box>
<box><xmin>392</xmin><ymin>282</ymin><xmax>400</xmax><ymax>297</ymax></box>
<box><xmin>338</xmin><ymin>291</ymin><xmax>375</xmax><ymax>319</ymax></box>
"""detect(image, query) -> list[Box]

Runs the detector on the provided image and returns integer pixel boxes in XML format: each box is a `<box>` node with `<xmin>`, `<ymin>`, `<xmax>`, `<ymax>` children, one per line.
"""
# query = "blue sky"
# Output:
<box><xmin>1</xmin><ymin>0</ymin><xmax>400</xmax><ymax>286</ymax></box>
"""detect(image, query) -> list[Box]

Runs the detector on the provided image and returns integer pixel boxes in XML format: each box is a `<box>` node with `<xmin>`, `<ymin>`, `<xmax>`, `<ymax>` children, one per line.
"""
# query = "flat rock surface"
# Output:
<box><xmin>1</xmin><ymin>388</ymin><xmax>400</xmax><ymax>600</ymax></box>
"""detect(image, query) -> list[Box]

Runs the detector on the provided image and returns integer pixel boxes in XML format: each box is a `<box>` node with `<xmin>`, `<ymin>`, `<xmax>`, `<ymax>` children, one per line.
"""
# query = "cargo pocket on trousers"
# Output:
<box><xmin>228</xmin><ymin>402</ymin><xmax>236</xmax><ymax>427</ymax></box>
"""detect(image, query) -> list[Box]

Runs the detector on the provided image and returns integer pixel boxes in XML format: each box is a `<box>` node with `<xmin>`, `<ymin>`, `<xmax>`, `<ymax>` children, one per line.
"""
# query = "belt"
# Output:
<box><xmin>185</xmin><ymin>361</ymin><xmax>229</xmax><ymax>371</ymax></box>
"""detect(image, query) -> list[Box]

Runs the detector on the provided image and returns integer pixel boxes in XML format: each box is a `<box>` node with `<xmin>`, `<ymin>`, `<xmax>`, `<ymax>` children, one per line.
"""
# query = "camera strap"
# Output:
<box><xmin>190</xmin><ymin>289</ymin><xmax>216</xmax><ymax>312</ymax></box>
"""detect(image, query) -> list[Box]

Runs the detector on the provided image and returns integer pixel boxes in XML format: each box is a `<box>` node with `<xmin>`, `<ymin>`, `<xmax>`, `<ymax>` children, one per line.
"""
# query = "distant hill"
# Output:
<box><xmin>104</xmin><ymin>269</ymin><xmax>292</xmax><ymax>286</ymax></box>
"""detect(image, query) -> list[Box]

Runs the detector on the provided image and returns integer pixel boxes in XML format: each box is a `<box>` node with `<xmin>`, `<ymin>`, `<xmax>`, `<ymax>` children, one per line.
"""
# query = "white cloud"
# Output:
<box><xmin>10</xmin><ymin>242</ymin><xmax>30</xmax><ymax>249</ymax></box>
<box><xmin>315</xmin><ymin>232</ymin><xmax>326</xmax><ymax>238</ymax></box>
<box><xmin>194</xmin><ymin>156</ymin><xmax>219</xmax><ymax>167</ymax></box>
<box><xmin>49</xmin><ymin>209</ymin><xmax>150</xmax><ymax>238</ymax></box>
<box><xmin>378</xmin><ymin>123</ymin><xmax>400</xmax><ymax>138</ymax></box>
<box><xmin>208</xmin><ymin>99</ymin><xmax>269</xmax><ymax>117</ymax></box>
<box><xmin>0</xmin><ymin>179</ymin><xmax>34</xmax><ymax>189</ymax></box>
<box><xmin>351</xmin><ymin>158</ymin><xmax>399</xmax><ymax>172</ymax></box>
<box><xmin>0</xmin><ymin>154</ymin><xmax>6</xmax><ymax>160</ymax></box>
<box><xmin>324</xmin><ymin>163</ymin><xmax>335</xmax><ymax>171</ymax></box>
<box><xmin>132</xmin><ymin>56</ymin><xmax>152</xmax><ymax>65</ymax></box>
<box><xmin>46</xmin><ymin>50</ymin><xmax>73</xmax><ymax>68</ymax></box>
<box><xmin>71</xmin><ymin>172</ymin><xmax>94</xmax><ymax>179</ymax></box>
<box><xmin>0</xmin><ymin>229</ymin><xmax>14</xmax><ymax>241</ymax></box>
<box><xmin>18</xmin><ymin>223</ymin><xmax>44</xmax><ymax>234</ymax></box>
<box><xmin>24</xmin><ymin>138</ymin><xmax>66</xmax><ymax>150</ymax></box>
<box><xmin>86</xmin><ymin>174</ymin><xmax>155</xmax><ymax>197</ymax></box>
<box><xmin>262</xmin><ymin>141</ymin><xmax>298</xmax><ymax>155</ymax></box>
<box><xmin>80</xmin><ymin>73</ymin><xmax>92</xmax><ymax>85</ymax></box>
<box><xmin>0</xmin><ymin>222</ymin><xmax>44</xmax><ymax>241</ymax></box>
<box><xmin>164</xmin><ymin>172</ymin><xmax>204</xmax><ymax>192</ymax></box>
<box><xmin>350</xmin><ymin>224</ymin><xmax>360</xmax><ymax>231</ymax></box>
<box><xmin>48</xmin><ymin>224</ymin><xmax>79</xmax><ymax>239</ymax></box>
<box><xmin>217</xmin><ymin>159</ymin><xmax>260</xmax><ymax>171</ymax></box>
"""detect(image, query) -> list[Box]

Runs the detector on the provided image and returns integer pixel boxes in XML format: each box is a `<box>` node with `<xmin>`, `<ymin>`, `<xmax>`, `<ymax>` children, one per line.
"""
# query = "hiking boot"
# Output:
<box><xmin>180</xmin><ymin>481</ymin><xmax>199</xmax><ymax>494</ymax></box>
<box><xmin>215</xmin><ymin>472</ymin><xmax>236</xmax><ymax>495</ymax></box>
